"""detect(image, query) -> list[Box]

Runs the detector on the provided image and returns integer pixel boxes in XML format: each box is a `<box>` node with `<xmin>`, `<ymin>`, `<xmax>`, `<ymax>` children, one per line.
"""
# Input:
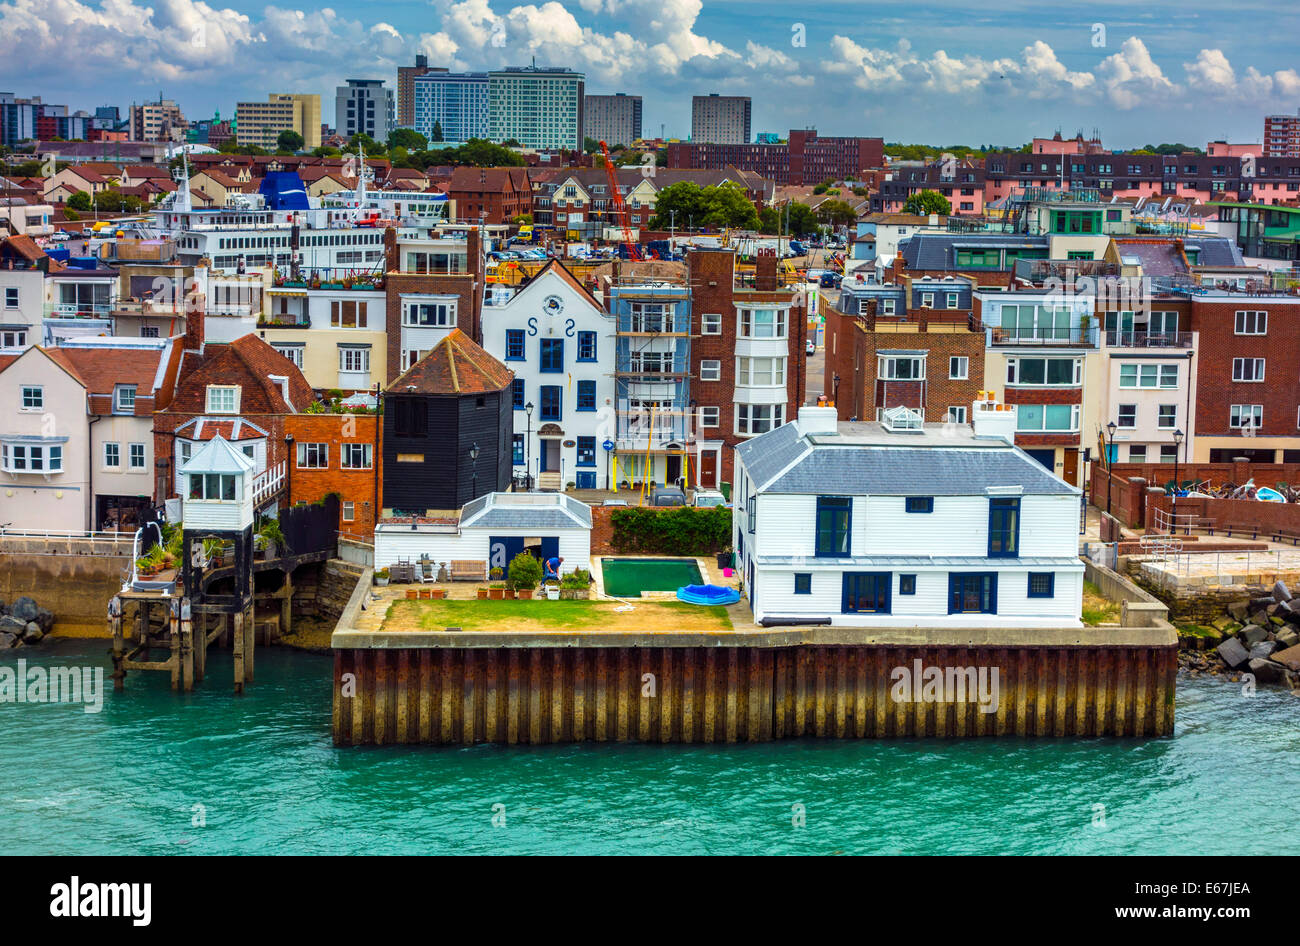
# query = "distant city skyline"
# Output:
<box><xmin>1</xmin><ymin>0</ymin><xmax>1298</xmax><ymax>147</ymax></box>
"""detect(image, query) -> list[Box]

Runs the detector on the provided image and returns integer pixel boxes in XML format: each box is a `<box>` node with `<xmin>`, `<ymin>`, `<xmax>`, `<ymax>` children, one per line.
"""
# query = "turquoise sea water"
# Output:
<box><xmin>2</xmin><ymin>640</ymin><xmax>1296</xmax><ymax>855</ymax></box>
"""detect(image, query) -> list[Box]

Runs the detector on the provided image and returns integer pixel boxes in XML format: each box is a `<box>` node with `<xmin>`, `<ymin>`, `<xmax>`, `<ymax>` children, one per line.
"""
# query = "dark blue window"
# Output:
<box><xmin>577</xmin><ymin>331</ymin><xmax>597</xmax><ymax>361</ymax></box>
<box><xmin>540</xmin><ymin>338</ymin><xmax>563</xmax><ymax>373</ymax></box>
<box><xmin>949</xmin><ymin>573</ymin><xmax>997</xmax><ymax>614</ymax></box>
<box><xmin>794</xmin><ymin>573</ymin><xmax>811</xmax><ymax>595</ymax></box>
<box><xmin>576</xmin><ymin>379</ymin><xmax>596</xmax><ymax>411</ymax></box>
<box><xmin>540</xmin><ymin>385</ymin><xmax>561</xmax><ymax>421</ymax></box>
<box><xmin>816</xmin><ymin>496</ymin><xmax>851</xmax><ymax>557</ymax></box>
<box><xmin>1028</xmin><ymin>572</ymin><xmax>1055</xmax><ymax>598</ymax></box>
<box><xmin>512</xmin><ymin>434</ymin><xmax>524</xmax><ymax>465</ymax></box>
<box><xmin>511</xmin><ymin>377</ymin><xmax>525</xmax><ymax>409</ymax></box>
<box><xmin>842</xmin><ymin>572</ymin><xmax>890</xmax><ymax>613</ymax></box>
<box><xmin>905</xmin><ymin>496</ymin><xmax>933</xmax><ymax>513</ymax></box>
<box><xmin>988</xmin><ymin>498</ymin><xmax>1020</xmax><ymax>558</ymax></box>
<box><xmin>576</xmin><ymin>436</ymin><xmax>596</xmax><ymax>467</ymax></box>
<box><xmin>505</xmin><ymin>329</ymin><xmax>525</xmax><ymax>361</ymax></box>
<box><xmin>899</xmin><ymin>574</ymin><xmax>916</xmax><ymax>595</ymax></box>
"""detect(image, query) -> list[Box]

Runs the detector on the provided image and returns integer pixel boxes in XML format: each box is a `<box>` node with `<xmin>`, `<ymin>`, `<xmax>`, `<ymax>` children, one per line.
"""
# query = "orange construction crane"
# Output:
<box><xmin>600</xmin><ymin>140</ymin><xmax>641</xmax><ymax>261</ymax></box>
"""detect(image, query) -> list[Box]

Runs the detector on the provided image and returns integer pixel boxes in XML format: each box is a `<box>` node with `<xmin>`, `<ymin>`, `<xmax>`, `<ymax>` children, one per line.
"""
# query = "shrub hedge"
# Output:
<box><xmin>609</xmin><ymin>506</ymin><xmax>731</xmax><ymax>555</ymax></box>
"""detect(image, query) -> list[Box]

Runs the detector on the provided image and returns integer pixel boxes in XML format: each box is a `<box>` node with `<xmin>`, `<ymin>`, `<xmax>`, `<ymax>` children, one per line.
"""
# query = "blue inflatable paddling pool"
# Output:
<box><xmin>676</xmin><ymin>584</ymin><xmax>741</xmax><ymax>606</ymax></box>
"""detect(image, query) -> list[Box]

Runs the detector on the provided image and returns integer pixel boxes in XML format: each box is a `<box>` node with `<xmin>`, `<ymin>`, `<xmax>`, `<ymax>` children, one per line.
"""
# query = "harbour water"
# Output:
<box><xmin>2</xmin><ymin>640</ymin><xmax>1295</xmax><ymax>855</ymax></box>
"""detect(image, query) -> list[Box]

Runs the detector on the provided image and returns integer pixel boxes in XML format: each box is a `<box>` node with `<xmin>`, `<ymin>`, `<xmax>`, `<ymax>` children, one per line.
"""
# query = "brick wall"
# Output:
<box><xmin>1189</xmin><ymin>299</ymin><xmax>1300</xmax><ymax>438</ymax></box>
<box><xmin>285</xmin><ymin>413</ymin><xmax>381</xmax><ymax>535</ymax></box>
<box><xmin>1145</xmin><ymin>491</ymin><xmax>1300</xmax><ymax>537</ymax></box>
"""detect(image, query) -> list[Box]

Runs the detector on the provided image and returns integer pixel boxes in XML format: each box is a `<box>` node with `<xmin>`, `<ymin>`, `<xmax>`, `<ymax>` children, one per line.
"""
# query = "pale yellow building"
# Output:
<box><xmin>235</xmin><ymin>94</ymin><xmax>321</xmax><ymax>151</ymax></box>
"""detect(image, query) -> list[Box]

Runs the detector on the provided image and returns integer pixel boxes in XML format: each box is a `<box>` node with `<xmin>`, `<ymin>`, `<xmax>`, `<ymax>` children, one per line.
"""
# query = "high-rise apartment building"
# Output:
<box><xmin>691</xmin><ymin>93</ymin><xmax>751</xmax><ymax>145</ymax></box>
<box><xmin>583</xmin><ymin>93</ymin><xmax>642</xmax><ymax>146</ymax></box>
<box><xmin>397</xmin><ymin>55</ymin><xmax>439</xmax><ymax>128</ymax></box>
<box><xmin>413</xmin><ymin>72</ymin><xmax>489</xmax><ymax>144</ymax></box>
<box><xmin>488</xmin><ymin>66</ymin><xmax>584</xmax><ymax>150</ymax></box>
<box><xmin>1264</xmin><ymin>110</ymin><xmax>1300</xmax><ymax>158</ymax></box>
<box><xmin>129</xmin><ymin>97</ymin><xmax>187</xmax><ymax>142</ymax></box>
<box><xmin>235</xmin><ymin>94</ymin><xmax>321</xmax><ymax>151</ymax></box>
<box><xmin>336</xmin><ymin>79</ymin><xmax>394</xmax><ymax>143</ymax></box>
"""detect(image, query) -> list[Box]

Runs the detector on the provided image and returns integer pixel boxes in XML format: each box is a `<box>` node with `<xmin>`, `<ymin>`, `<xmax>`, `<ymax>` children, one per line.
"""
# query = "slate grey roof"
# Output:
<box><xmin>901</xmin><ymin>233</ymin><xmax>1048</xmax><ymax>271</ymax></box>
<box><xmin>460</xmin><ymin>492</ymin><xmax>592</xmax><ymax>530</ymax></box>
<box><xmin>737</xmin><ymin>421</ymin><xmax>1078</xmax><ymax>497</ymax></box>
<box><xmin>734</xmin><ymin>422</ymin><xmax>808</xmax><ymax>489</ymax></box>
<box><xmin>1184</xmin><ymin>236</ymin><xmax>1243</xmax><ymax>267</ymax></box>
<box><xmin>763</xmin><ymin>444</ymin><xmax>1076</xmax><ymax>496</ymax></box>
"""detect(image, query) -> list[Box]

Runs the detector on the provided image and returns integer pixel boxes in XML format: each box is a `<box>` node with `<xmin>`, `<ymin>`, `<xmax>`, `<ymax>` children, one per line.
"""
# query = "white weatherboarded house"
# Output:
<box><xmin>180</xmin><ymin>435</ymin><xmax>255</xmax><ymax>532</ymax></box>
<box><xmin>732</xmin><ymin>404</ymin><xmax>1084</xmax><ymax>628</ymax></box>
<box><xmin>374</xmin><ymin>492</ymin><xmax>592</xmax><ymax>574</ymax></box>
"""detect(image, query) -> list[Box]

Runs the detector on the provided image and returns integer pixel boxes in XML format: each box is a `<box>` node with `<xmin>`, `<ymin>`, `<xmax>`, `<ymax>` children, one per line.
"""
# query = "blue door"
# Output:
<box><xmin>489</xmin><ymin>535</ymin><xmax>560</xmax><ymax>572</ymax></box>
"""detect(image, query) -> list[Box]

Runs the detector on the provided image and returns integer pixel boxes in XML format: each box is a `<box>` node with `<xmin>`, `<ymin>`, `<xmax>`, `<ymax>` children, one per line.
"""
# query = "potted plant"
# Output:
<box><xmin>431</xmin><ymin>588</ymin><xmax>447</xmax><ymax>599</ymax></box>
<box><xmin>506</xmin><ymin>552</ymin><xmax>542</xmax><ymax>602</ymax></box>
<box><xmin>476</xmin><ymin>587</ymin><xmax>489</xmax><ymax>600</ymax></box>
<box><xmin>545</xmin><ymin>583</ymin><xmax>561</xmax><ymax>601</ymax></box>
<box><xmin>488</xmin><ymin>583</ymin><xmax>506</xmax><ymax>600</ymax></box>
<box><xmin>375</xmin><ymin>568</ymin><xmax>390</xmax><ymax>586</ymax></box>
<box><xmin>503</xmin><ymin>586</ymin><xmax>516</xmax><ymax>600</ymax></box>
<box><xmin>566</xmin><ymin>480</ymin><xmax>576</xmax><ymax>490</ymax></box>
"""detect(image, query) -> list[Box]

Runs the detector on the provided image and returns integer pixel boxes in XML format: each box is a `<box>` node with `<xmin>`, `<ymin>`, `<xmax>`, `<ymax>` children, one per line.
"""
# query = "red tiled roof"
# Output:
<box><xmin>164</xmin><ymin>333</ymin><xmax>314</xmax><ymax>415</ymax></box>
<box><xmin>388</xmin><ymin>328</ymin><xmax>513</xmax><ymax>395</ymax></box>
<box><xmin>57</xmin><ymin>345</ymin><xmax>168</xmax><ymax>417</ymax></box>
<box><xmin>174</xmin><ymin>417</ymin><xmax>269</xmax><ymax>441</ymax></box>
<box><xmin>3</xmin><ymin>234</ymin><xmax>46</xmax><ymax>262</ymax></box>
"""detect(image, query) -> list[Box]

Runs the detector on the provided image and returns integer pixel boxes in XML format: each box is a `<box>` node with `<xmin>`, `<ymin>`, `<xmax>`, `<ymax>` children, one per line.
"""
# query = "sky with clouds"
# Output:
<box><xmin>2</xmin><ymin>0</ymin><xmax>1298</xmax><ymax>148</ymax></box>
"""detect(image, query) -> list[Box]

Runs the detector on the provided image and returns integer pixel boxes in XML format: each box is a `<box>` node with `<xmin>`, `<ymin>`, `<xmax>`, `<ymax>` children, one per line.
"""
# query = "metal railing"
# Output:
<box><xmin>1103</xmin><ymin>330</ymin><xmax>1195</xmax><ymax>349</ymax></box>
<box><xmin>43</xmin><ymin>302</ymin><xmax>114</xmax><ymax>318</ymax></box>
<box><xmin>989</xmin><ymin>326</ymin><xmax>1098</xmax><ymax>347</ymax></box>
<box><xmin>253</xmin><ymin>461</ymin><xmax>286</xmax><ymax>505</ymax></box>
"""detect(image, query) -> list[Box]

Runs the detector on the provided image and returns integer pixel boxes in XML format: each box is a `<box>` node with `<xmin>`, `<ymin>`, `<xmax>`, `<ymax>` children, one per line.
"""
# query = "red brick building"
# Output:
<box><xmin>1184</xmin><ymin>292</ymin><xmax>1300</xmax><ymax>463</ymax></box>
<box><xmin>382</xmin><ymin>225</ymin><xmax>485</xmax><ymax>381</ymax></box>
<box><xmin>448</xmin><ymin>166</ymin><xmax>532</xmax><ymax>224</ymax></box>
<box><xmin>686</xmin><ymin>248</ymin><xmax>807</xmax><ymax>485</ymax></box>
<box><xmin>667</xmin><ymin>130</ymin><xmax>884</xmax><ymax>186</ymax></box>
<box><xmin>153</xmin><ymin>318</ymin><xmax>380</xmax><ymax>534</ymax></box>
<box><xmin>824</xmin><ymin>273</ymin><xmax>985</xmax><ymax>424</ymax></box>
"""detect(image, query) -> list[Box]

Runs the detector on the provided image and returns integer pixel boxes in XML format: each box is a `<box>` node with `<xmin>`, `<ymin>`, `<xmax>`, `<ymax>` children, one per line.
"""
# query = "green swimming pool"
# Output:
<box><xmin>601</xmin><ymin>557</ymin><xmax>704</xmax><ymax>598</ymax></box>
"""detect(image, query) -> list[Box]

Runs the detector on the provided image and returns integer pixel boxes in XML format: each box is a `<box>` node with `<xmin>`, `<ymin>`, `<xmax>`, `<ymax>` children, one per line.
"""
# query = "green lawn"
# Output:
<box><xmin>386</xmin><ymin>598</ymin><xmax>733</xmax><ymax>632</ymax></box>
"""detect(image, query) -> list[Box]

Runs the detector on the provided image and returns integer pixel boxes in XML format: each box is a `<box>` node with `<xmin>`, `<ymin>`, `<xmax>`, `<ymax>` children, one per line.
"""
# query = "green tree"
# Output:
<box><xmin>311</xmin><ymin>145</ymin><xmax>342</xmax><ymax>158</ymax></box>
<box><xmin>506</xmin><ymin>552</ymin><xmax>543</xmax><ymax>591</ymax></box>
<box><xmin>701</xmin><ymin>181</ymin><xmax>759</xmax><ymax>229</ymax></box>
<box><xmin>66</xmin><ymin>190</ymin><xmax>92</xmax><ymax>211</ymax></box>
<box><xmin>584</xmin><ymin>136</ymin><xmax>602</xmax><ymax>154</ymax></box>
<box><xmin>903</xmin><ymin>189</ymin><xmax>952</xmax><ymax>216</ymax></box>
<box><xmin>388</xmin><ymin>128</ymin><xmax>427</xmax><ymax>152</ymax></box>
<box><xmin>457</xmin><ymin>138</ymin><xmax>526</xmax><ymax>167</ymax></box>
<box><xmin>431</xmin><ymin>120</ymin><xmax>443</xmax><ymax>143</ymax></box>
<box><xmin>815</xmin><ymin>199</ymin><xmax>857</xmax><ymax>228</ymax></box>
<box><xmin>511</xmin><ymin>213</ymin><xmax>533</xmax><ymax>226</ymax></box>
<box><xmin>276</xmin><ymin>129</ymin><xmax>304</xmax><ymax>153</ymax></box>
<box><xmin>650</xmin><ymin>181</ymin><xmax>758</xmax><ymax>231</ymax></box>
<box><xmin>347</xmin><ymin>133</ymin><xmax>386</xmax><ymax>155</ymax></box>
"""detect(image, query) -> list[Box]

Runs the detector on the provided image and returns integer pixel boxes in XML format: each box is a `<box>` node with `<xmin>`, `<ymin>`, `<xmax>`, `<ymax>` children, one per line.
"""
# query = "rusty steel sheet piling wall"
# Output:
<box><xmin>331</xmin><ymin>632</ymin><xmax>1178</xmax><ymax>744</ymax></box>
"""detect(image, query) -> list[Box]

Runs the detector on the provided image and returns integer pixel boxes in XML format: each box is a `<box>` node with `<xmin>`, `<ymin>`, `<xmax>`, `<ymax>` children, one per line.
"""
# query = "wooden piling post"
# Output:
<box><xmin>180</xmin><ymin>600</ymin><xmax>194</xmax><ymax>692</ymax></box>
<box><xmin>244</xmin><ymin>603</ymin><xmax>255</xmax><ymax>684</ymax></box>
<box><xmin>109</xmin><ymin>596</ymin><xmax>125</xmax><ymax>691</ymax></box>
<box><xmin>280</xmin><ymin>571</ymin><xmax>293</xmax><ymax>639</ymax></box>
<box><xmin>169</xmin><ymin>600</ymin><xmax>181</xmax><ymax>691</ymax></box>
<box><xmin>233</xmin><ymin>610</ymin><xmax>245</xmax><ymax>694</ymax></box>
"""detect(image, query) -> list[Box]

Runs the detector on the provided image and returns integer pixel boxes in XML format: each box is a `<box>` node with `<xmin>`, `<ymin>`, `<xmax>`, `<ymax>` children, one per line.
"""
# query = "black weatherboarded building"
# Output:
<box><xmin>382</xmin><ymin>329</ymin><xmax>515</xmax><ymax>514</ymax></box>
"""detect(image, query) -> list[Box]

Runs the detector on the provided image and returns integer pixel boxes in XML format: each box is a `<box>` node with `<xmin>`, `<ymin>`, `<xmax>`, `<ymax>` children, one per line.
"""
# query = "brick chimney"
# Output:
<box><xmin>755</xmin><ymin>247</ymin><xmax>778</xmax><ymax>291</ymax></box>
<box><xmin>383</xmin><ymin>226</ymin><xmax>398</xmax><ymax>272</ymax></box>
<box><xmin>184</xmin><ymin>269</ymin><xmax>205</xmax><ymax>355</ymax></box>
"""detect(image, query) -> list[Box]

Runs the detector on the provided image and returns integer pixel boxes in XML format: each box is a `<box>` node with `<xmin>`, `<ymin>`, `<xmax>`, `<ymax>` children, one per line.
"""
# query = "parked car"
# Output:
<box><xmin>693</xmin><ymin>489</ymin><xmax>727</xmax><ymax>508</ymax></box>
<box><xmin>648</xmin><ymin>486</ymin><xmax>687</xmax><ymax>507</ymax></box>
<box><xmin>819</xmin><ymin>272</ymin><xmax>842</xmax><ymax>288</ymax></box>
<box><xmin>806</xmin><ymin>339</ymin><xmax>817</xmax><ymax>355</ymax></box>
<box><xmin>51</xmin><ymin>229</ymin><xmax>72</xmax><ymax>240</ymax></box>
<box><xmin>601</xmin><ymin>499</ymin><xmax>629</xmax><ymax>507</ymax></box>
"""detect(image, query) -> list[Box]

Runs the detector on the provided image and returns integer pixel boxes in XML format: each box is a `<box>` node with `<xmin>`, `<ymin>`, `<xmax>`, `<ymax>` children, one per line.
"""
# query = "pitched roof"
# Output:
<box><xmin>174</xmin><ymin>417</ymin><xmax>269</xmax><ymax>442</ymax></box>
<box><xmin>448</xmin><ymin>165</ymin><xmax>529</xmax><ymax>192</ymax></box>
<box><xmin>180</xmin><ymin>435</ymin><xmax>255</xmax><ymax>475</ymax></box>
<box><xmin>736</xmin><ymin>421</ymin><xmax>1076</xmax><ymax>497</ymax></box>
<box><xmin>124</xmin><ymin>164</ymin><xmax>171</xmax><ymax>179</ymax></box>
<box><xmin>460</xmin><ymin>492</ymin><xmax>592</xmax><ymax>530</ymax></box>
<box><xmin>165</xmin><ymin>333</ymin><xmax>314</xmax><ymax>415</ymax></box>
<box><xmin>388</xmin><ymin>328</ymin><xmax>513</xmax><ymax>395</ymax></box>
<box><xmin>56</xmin><ymin>344</ymin><xmax>170</xmax><ymax>417</ymax></box>
<box><xmin>3</xmin><ymin>234</ymin><xmax>46</xmax><ymax>262</ymax></box>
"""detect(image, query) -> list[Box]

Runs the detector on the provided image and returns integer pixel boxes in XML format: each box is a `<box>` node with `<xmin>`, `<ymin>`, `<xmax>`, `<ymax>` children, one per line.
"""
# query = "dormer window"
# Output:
<box><xmin>206</xmin><ymin>385</ymin><xmax>239</xmax><ymax>414</ymax></box>
<box><xmin>114</xmin><ymin>384</ymin><xmax>137</xmax><ymax>414</ymax></box>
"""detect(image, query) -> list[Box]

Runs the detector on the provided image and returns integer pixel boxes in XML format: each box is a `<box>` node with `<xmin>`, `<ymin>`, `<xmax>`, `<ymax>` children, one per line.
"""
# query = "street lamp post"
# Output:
<box><xmin>469</xmin><ymin>441</ymin><xmax>481</xmax><ymax>501</ymax></box>
<box><xmin>832</xmin><ymin>373</ymin><xmax>841</xmax><ymax>409</ymax></box>
<box><xmin>1105</xmin><ymin>421</ymin><xmax>1117</xmax><ymax>516</ymax></box>
<box><xmin>1172</xmin><ymin>427</ymin><xmax>1185</xmax><ymax>518</ymax></box>
<box><xmin>525</xmin><ymin>401</ymin><xmax>534</xmax><ymax>491</ymax></box>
